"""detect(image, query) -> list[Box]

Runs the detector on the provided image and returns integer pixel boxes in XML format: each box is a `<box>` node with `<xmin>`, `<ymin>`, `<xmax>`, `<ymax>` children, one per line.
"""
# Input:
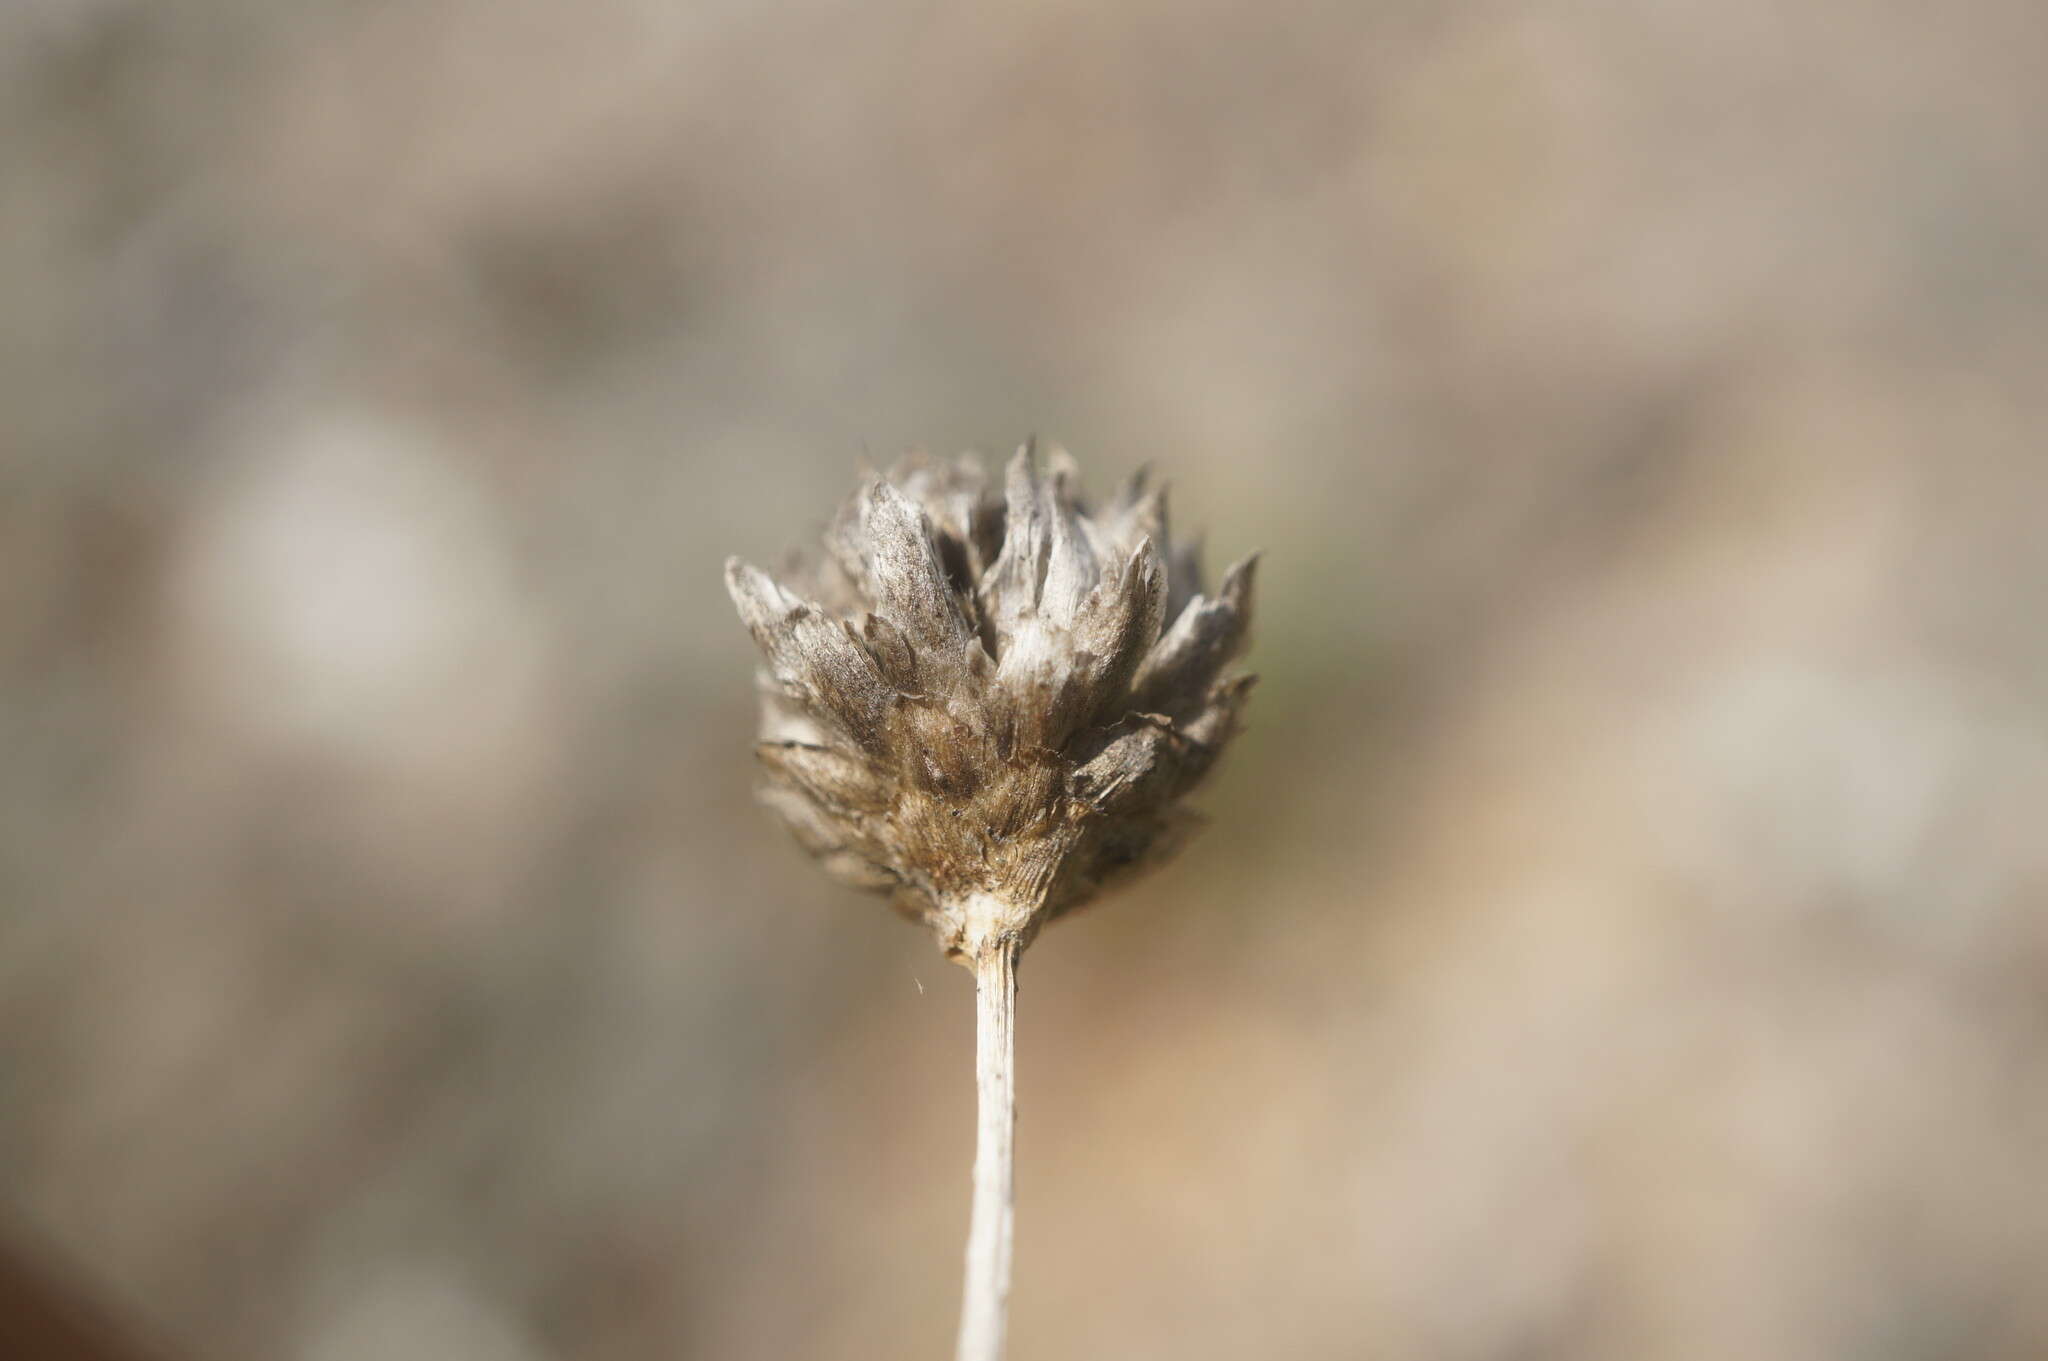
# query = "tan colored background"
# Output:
<box><xmin>5</xmin><ymin>2</ymin><xmax>2047</xmax><ymax>1358</ymax></box>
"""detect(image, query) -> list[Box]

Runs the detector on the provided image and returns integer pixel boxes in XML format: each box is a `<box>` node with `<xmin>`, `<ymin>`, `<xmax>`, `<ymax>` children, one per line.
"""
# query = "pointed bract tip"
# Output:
<box><xmin>1004</xmin><ymin>444</ymin><xmax>1043</xmax><ymax>502</ymax></box>
<box><xmin>1045</xmin><ymin>444</ymin><xmax>1080</xmax><ymax>483</ymax></box>
<box><xmin>723</xmin><ymin>555</ymin><xmax>754</xmax><ymax>600</ymax></box>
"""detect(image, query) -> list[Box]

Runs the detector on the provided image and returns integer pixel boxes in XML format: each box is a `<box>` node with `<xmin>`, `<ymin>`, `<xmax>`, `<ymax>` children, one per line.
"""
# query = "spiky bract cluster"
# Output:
<box><xmin>725</xmin><ymin>445</ymin><xmax>1255</xmax><ymax>961</ymax></box>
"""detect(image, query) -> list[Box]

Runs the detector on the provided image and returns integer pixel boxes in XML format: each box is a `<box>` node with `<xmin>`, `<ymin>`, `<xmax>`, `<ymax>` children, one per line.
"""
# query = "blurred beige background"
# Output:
<box><xmin>5</xmin><ymin>1</ymin><xmax>2048</xmax><ymax>1358</ymax></box>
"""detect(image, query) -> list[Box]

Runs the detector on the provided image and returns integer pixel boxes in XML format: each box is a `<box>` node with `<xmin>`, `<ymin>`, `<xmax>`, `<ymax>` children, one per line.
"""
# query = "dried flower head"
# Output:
<box><xmin>725</xmin><ymin>443</ymin><xmax>1256</xmax><ymax>963</ymax></box>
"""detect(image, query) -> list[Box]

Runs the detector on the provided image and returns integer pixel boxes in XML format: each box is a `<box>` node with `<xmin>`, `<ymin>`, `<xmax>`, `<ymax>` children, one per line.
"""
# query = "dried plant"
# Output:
<box><xmin>725</xmin><ymin>442</ymin><xmax>1256</xmax><ymax>1360</ymax></box>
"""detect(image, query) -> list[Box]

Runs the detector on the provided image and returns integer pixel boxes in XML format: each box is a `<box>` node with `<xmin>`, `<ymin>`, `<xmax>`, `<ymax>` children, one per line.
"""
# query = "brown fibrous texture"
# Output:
<box><xmin>725</xmin><ymin>444</ymin><xmax>1256</xmax><ymax>961</ymax></box>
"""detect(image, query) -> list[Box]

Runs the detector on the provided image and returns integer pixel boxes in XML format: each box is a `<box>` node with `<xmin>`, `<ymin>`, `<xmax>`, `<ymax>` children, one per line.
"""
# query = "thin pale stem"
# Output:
<box><xmin>955</xmin><ymin>937</ymin><xmax>1018</xmax><ymax>1361</ymax></box>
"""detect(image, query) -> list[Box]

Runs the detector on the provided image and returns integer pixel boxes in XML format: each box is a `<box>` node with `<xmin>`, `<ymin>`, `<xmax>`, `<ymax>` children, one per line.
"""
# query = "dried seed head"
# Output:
<box><xmin>726</xmin><ymin>443</ymin><xmax>1257</xmax><ymax>962</ymax></box>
